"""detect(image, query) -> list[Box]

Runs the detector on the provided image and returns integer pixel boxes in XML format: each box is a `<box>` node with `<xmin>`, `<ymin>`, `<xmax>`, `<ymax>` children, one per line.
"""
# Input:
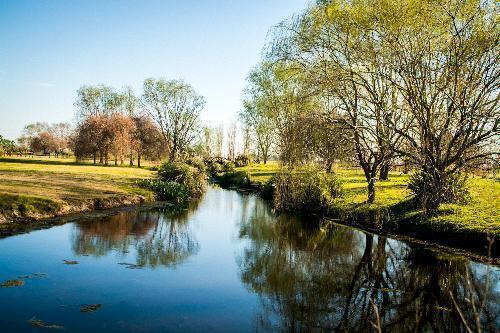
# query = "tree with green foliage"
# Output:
<box><xmin>142</xmin><ymin>78</ymin><xmax>205</xmax><ymax>160</ymax></box>
<box><xmin>0</xmin><ymin>135</ymin><xmax>16</xmax><ymax>156</ymax></box>
<box><xmin>240</xmin><ymin>97</ymin><xmax>274</xmax><ymax>164</ymax></box>
<box><xmin>243</xmin><ymin>61</ymin><xmax>315</xmax><ymax>165</ymax></box>
<box><xmin>378</xmin><ymin>0</ymin><xmax>499</xmax><ymax>213</ymax></box>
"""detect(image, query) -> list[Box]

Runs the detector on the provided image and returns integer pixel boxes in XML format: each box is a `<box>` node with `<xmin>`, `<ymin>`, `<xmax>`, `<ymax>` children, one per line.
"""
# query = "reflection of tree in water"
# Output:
<box><xmin>238</xmin><ymin>202</ymin><xmax>499</xmax><ymax>332</ymax></box>
<box><xmin>71</xmin><ymin>205</ymin><xmax>199</xmax><ymax>268</ymax></box>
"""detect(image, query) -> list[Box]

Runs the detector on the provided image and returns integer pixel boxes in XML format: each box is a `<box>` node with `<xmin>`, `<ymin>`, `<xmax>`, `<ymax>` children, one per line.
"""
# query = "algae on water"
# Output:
<box><xmin>80</xmin><ymin>304</ymin><xmax>102</xmax><ymax>313</ymax></box>
<box><xmin>0</xmin><ymin>279</ymin><xmax>25</xmax><ymax>288</ymax></box>
<box><xmin>28</xmin><ymin>317</ymin><xmax>64</xmax><ymax>330</ymax></box>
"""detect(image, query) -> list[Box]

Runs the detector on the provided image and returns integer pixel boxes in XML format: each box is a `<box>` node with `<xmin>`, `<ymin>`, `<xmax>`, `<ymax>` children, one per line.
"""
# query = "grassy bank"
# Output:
<box><xmin>220</xmin><ymin>162</ymin><xmax>499</xmax><ymax>253</ymax></box>
<box><xmin>0</xmin><ymin>157</ymin><xmax>155</xmax><ymax>224</ymax></box>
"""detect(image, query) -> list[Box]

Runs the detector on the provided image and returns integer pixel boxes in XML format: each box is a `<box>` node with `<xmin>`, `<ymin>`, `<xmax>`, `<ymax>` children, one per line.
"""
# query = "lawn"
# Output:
<box><xmin>235</xmin><ymin>162</ymin><xmax>500</xmax><ymax>236</ymax></box>
<box><xmin>0</xmin><ymin>157</ymin><xmax>155</xmax><ymax>222</ymax></box>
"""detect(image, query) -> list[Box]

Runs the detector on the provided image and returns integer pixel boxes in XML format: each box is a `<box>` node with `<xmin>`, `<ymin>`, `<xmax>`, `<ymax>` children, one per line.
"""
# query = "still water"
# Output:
<box><xmin>0</xmin><ymin>187</ymin><xmax>498</xmax><ymax>332</ymax></box>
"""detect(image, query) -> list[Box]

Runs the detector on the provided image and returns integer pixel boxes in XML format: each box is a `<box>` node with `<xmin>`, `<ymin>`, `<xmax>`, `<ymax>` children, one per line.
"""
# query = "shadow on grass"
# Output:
<box><xmin>0</xmin><ymin>157</ymin><xmax>151</xmax><ymax>169</ymax></box>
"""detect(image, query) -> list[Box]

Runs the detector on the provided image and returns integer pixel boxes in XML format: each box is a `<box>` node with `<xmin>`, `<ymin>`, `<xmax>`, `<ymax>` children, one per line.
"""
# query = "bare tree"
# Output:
<box><xmin>214</xmin><ymin>123</ymin><xmax>224</xmax><ymax>158</ymax></box>
<box><xmin>226</xmin><ymin>121</ymin><xmax>237</xmax><ymax>161</ymax></box>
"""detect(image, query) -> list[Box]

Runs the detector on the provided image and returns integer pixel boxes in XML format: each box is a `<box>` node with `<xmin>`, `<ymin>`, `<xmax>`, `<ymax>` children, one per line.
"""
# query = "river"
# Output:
<box><xmin>0</xmin><ymin>186</ymin><xmax>498</xmax><ymax>332</ymax></box>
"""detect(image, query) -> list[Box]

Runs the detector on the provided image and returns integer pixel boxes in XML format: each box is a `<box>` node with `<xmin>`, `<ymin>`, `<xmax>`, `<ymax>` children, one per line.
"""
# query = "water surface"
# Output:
<box><xmin>0</xmin><ymin>187</ymin><xmax>498</xmax><ymax>332</ymax></box>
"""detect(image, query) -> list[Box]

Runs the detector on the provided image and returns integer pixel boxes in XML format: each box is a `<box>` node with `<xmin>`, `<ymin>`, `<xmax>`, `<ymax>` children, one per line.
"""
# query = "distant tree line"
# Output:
<box><xmin>2</xmin><ymin>78</ymin><xmax>207</xmax><ymax>167</ymax></box>
<box><xmin>72</xmin><ymin>79</ymin><xmax>206</xmax><ymax>166</ymax></box>
<box><xmin>240</xmin><ymin>0</ymin><xmax>499</xmax><ymax>213</ymax></box>
<box><xmin>16</xmin><ymin>122</ymin><xmax>72</xmax><ymax>157</ymax></box>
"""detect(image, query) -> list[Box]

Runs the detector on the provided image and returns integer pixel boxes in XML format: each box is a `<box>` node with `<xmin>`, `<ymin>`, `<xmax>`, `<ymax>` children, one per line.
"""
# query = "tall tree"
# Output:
<box><xmin>142</xmin><ymin>78</ymin><xmax>205</xmax><ymax>160</ymax></box>
<box><xmin>382</xmin><ymin>0</ymin><xmax>499</xmax><ymax>212</ymax></box>
<box><xmin>240</xmin><ymin>98</ymin><xmax>274</xmax><ymax>164</ymax></box>
<box><xmin>214</xmin><ymin>123</ymin><xmax>224</xmax><ymax>158</ymax></box>
<box><xmin>75</xmin><ymin>85</ymin><xmax>123</xmax><ymax>118</ymax></box>
<box><xmin>269</xmin><ymin>1</ymin><xmax>409</xmax><ymax>202</ymax></box>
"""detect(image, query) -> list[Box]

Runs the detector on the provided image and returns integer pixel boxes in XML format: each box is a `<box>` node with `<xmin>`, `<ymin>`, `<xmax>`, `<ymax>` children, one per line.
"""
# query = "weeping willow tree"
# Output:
<box><xmin>255</xmin><ymin>0</ymin><xmax>498</xmax><ymax>209</ymax></box>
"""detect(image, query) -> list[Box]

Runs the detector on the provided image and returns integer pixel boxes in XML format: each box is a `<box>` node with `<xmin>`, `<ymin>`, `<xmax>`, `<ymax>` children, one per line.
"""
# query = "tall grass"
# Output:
<box><xmin>272</xmin><ymin>166</ymin><xmax>342</xmax><ymax>213</ymax></box>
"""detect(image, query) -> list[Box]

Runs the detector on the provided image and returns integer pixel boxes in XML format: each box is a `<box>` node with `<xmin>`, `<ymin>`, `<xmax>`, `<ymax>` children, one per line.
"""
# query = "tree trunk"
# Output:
<box><xmin>368</xmin><ymin>177</ymin><xmax>376</xmax><ymax>203</ymax></box>
<box><xmin>93</xmin><ymin>152</ymin><xmax>96</xmax><ymax>165</ymax></box>
<box><xmin>379</xmin><ymin>165</ymin><xmax>389</xmax><ymax>180</ymax></box>
<box><xmin>420</xmin><ymin>168</ymin><xmax>445</xmax><ymax>215</ymax></box>
<box><xmin>403</xmin><ymin>160</ymin><xmax>409</xmax><ymax>174</ymax></box>
<box><xmin>326</xmin><ymin>160</ymin><xmax>334</xmax><ymax>173</ymax></box>
<box><xmin>137</xmin><ymin>153</ymin><xmax>141</xmax><ymax>168</ymax></box>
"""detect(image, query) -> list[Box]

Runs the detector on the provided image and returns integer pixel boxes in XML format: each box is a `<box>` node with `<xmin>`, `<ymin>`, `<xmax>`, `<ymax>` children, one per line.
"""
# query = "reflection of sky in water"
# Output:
<box><xmin>0</xmin><ymin>187</ymin><xmax>498</xmax><ymax>332</ymax></box>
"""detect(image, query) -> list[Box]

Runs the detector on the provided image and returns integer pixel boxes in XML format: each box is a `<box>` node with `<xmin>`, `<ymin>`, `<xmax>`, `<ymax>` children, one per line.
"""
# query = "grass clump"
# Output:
<box><xmin>273</xmin><ymin>166</ymin><xmax>342</xmax><ymax>213</ymax></box>
<box><xmin>214</xmin><ymin>170</ymin><xmax>251</xmax><ymax>188</ymax></box>
<box><xmin>408</xmin><ymin>171</ymin><xmax>471</xmax><ymax>209</ymax></box>
<box><xmin>138</xmin><ymin>179</ymin><xmax>190</xmax><ymax>203</ymax></box>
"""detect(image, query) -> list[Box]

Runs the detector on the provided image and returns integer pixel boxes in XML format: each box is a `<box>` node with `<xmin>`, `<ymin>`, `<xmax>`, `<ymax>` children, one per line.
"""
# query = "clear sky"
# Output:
<box><xmin>0</xmin><ymin>0</ymin><xmax>308</xmax><ymax>140</ymax></box>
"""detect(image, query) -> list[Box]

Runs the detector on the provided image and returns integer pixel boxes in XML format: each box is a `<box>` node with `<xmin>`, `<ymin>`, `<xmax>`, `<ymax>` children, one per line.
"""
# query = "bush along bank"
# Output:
<box><xmin>215</xmin><ymin>165</ymin><xmax>498</xmax><ymax>259</ymax></box>
<box><xmin>138</xmin><ymin>160</ymin><xmax>207</xmax><ymax>205</ymax></box>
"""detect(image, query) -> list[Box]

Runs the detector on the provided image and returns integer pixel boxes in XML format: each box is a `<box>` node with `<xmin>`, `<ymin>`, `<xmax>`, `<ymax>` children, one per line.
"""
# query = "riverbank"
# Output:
<box><xmin>215</xmin><ymin>162</ymin><xmax>499</xmax><ymax>257</ymax></box>
<box><xmin>0</xmin><ymin>157</ymin><xmax>156</xmax><ymax>226</ymax></box>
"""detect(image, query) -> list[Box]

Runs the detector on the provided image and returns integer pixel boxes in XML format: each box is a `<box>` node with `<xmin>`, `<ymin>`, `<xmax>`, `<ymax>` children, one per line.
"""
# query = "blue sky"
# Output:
<box><xmin>0</xmin><ymin>0</ymin><xmax>308</xmax><ymax>139</ymax></box>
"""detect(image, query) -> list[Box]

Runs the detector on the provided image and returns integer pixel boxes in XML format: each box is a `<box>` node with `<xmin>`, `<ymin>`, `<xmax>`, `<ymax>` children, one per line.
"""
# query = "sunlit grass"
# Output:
<box><xmin>0</xmin><ymin>157</ymin><xmax>155</xmax><ymax>221</ymax></box>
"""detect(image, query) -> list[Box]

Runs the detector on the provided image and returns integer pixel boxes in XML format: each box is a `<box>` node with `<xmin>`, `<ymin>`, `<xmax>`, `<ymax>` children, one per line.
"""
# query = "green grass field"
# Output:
<box><xmin>0</xmin><ymin>157</ymin><xmax>155</xmax><ymax>222</ymax></box>
<box><xmin>235</xmin><ymin>162</ymin><xmax>500</xmax><ymax>236</ymax></box>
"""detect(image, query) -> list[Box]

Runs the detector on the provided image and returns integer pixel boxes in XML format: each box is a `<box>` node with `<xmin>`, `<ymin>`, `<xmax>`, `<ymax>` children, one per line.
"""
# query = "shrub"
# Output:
<box><xmin>157</xmin><ymin>161</ymin><xmax>206</xmax><ymax>198</ymax></box>
<box><xmin>222</xmin><ymin>161</ymin><xmax>235</xmax><ymax>172</ymax></box>
<box><xmin>137</xmin><ymin>179</ymin><xmax>190</xmax><ymax>203</ymax></box>
<box><xmin>206</xmin><ymin>161</ymin><xmax>224</xmax><ymax>177</ymax></box>
<box><xmin>408</xmin><ymin>170</ymin><xmax>471</xmax><ymax>212</ymax></box>
<box><xmin>272</xmin><ymin>166</ymin><xmax>342</xmax><ymax>213</ymax></box>
<box><xmin>215</xmin><ymin>170</ymin><xmax>251</xmax><ymax>188</ymax></box>
<box><xmin>185</xmin><ymin>157</ymin><xmax>206</xmax><ymax>173</ymax></box>
<box><xmin>139</xmin><ymin>161</ymin><xmax>206</xmax><ymax>203</ymax></box>
<box><xmin>234</xmin><ymin>154</ymin><xmax>251</xmax><ymax>167</ymax></box>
